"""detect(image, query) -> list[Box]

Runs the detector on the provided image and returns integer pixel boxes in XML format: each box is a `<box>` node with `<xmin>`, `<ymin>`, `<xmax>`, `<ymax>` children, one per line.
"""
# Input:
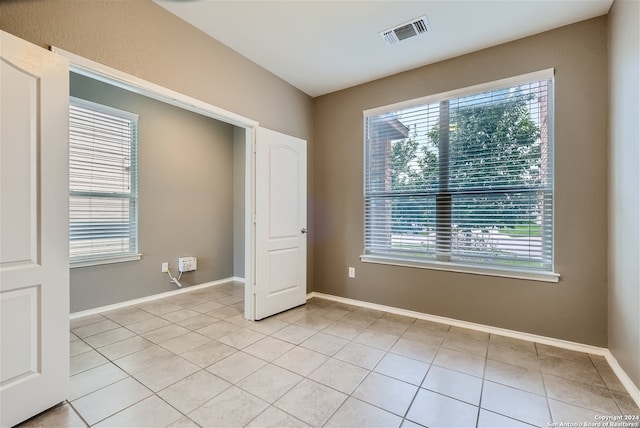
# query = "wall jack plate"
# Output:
<box><xmin>178</xmin><ymin>256</ymin><xmax>197</xmax><ymax>272</ymax></box>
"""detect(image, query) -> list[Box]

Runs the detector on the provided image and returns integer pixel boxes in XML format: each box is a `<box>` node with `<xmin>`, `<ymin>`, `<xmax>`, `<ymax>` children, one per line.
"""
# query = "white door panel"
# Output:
<box><xmin>255</xmin><ymin>127</ymin><xmax>307</xmax><ymax>320</ymax></box>
<box><xmin>0</xmin><ymin>30</ymin><xmax>70</xmax><ymax>427</ymax></box>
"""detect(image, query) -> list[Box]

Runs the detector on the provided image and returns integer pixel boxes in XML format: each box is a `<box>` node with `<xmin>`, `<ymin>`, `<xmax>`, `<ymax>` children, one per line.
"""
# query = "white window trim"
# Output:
<box><xmin>362</xmin><ymin>68</ymin><xmax>560</xmax><ymax>282</ymax></box>
<box><xmin>361</xmin><ymin>254</ymin><xmax>560</xmax><ymax>283</ymax></box>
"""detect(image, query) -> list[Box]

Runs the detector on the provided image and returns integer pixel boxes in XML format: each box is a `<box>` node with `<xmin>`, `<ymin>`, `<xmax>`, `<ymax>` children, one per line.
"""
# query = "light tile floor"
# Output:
<box><xmin>19</xmin><ymin>282</ymin><xmax>640</xmax><ymax>428</ymax></box>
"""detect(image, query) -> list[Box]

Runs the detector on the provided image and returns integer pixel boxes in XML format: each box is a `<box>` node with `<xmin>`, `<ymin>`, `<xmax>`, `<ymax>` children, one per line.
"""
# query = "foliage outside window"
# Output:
<box><xmin>69</xmin><ymin>97</ymin><xmax>139</xmax><ymax>266</ymax></box>
<box><xmin>363</xmin><ymin>72</ymin><xmax>554</xmax><ymax>275</ymax></box>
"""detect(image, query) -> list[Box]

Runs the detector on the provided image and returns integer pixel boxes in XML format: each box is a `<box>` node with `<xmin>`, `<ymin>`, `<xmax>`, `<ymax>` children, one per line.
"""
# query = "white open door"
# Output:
<box><xmin>0</xmin><ymin>31</ymin><xmax>70</xmax><ymax>427</ymax></box>
<box><xmin>254</xmin><ymin>127</ymin><xmax>307</xmax><ymax>320</ymax></box>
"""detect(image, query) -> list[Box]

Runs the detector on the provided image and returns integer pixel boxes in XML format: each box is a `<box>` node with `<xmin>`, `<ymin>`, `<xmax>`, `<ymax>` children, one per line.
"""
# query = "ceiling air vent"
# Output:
<box><xmin>380</xmin><ymin>16</ymin><xmax>431</xmax><ymax>45</ymax></box>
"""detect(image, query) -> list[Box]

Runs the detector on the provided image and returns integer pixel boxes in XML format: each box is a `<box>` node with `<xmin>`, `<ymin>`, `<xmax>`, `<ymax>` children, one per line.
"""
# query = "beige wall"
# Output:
<box><xmin>608</xmin><ymin>0</ymin><xmax>640</xmax><ymax>389</ymax></box>
<box><xmin>69</xmin><ymin>73</ymin><xmax>235</xmax><ymax>312</ymax></box>
<box><xmin>313</xmin><ymin>17</ymin><xmax>609</xmax><ymax>346</ymax></box>
<box><xmin>0</xmin><ymin>0</ymin><xmax>316</xmax><ymax>300</ymax></box>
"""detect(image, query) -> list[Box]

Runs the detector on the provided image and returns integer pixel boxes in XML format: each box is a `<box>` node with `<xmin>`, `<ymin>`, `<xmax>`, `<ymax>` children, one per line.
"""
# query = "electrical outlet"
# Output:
<box><xmin>161</xmin><ymin>262</ymin><xmax>168</xmax><ymax>273</ymax></box>
<box><xmin>348</xmin><ymin>267</ymin><xmax>355</xmax><ymax>278</ymax></box>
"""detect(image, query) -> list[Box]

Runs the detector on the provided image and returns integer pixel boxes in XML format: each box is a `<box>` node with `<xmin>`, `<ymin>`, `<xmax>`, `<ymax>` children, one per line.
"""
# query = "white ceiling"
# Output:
<box><xmin>155</xmin><ymin>0</ymin><xmax>613</xmax><ymax>97</ymax></box>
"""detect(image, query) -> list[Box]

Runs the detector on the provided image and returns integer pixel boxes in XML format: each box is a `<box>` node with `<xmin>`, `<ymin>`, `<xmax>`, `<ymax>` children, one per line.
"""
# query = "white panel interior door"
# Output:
<box><xmin>254</xmin><ymin>127</ymin><xmax>307</xmax><ymax>320</ymax></box>
<box><xmin>0</xmin><ymin>31</ymin><xmax>70</xmax><ymax>427</ymax></box>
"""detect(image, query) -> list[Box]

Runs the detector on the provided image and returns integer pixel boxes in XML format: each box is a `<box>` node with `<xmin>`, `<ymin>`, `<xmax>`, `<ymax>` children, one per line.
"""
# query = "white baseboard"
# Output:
<box><xmin>307</xmin><ymin>291</ymin><xmax>640</xmax><ymax>407</ymax></box>
<box><xmin>70</xmin><ymin>277</ymin><xmax>239</xmax><ymax>319</ymax></box>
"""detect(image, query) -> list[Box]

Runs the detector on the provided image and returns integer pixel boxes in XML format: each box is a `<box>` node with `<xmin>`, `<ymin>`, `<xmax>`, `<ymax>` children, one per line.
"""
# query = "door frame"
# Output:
<box><xmin>52</xmin><ymin>47</ymin><xmax>261</xmax><ymax>320</ymax></box>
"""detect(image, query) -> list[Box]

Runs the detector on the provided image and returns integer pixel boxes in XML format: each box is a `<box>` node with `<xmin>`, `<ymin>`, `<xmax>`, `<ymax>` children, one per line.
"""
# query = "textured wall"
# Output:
<box><xmin>313</xmin><ymin>17</ymin><xmax>609</xmax><ymax>346</ymax></box>
<box><xmin>69</xmin><ymin>73</ymin><xmax>234</xmax><ymax>311</ymax></box>
<box><xmin>0</xmin><ymin>0</ymin><xmax>315</xmax><ymax>304</ymax></box>
<box><xmin>608</xmin><ymin>0</ymin><xmax>640</xmax><ymax>390</ymax></box>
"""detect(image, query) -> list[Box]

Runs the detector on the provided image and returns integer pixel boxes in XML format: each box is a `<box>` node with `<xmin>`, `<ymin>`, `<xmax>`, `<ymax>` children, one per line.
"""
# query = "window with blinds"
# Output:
<box><xmin>364</xmin><ymin>72</ymin><xmax>554</xmax><ymax>273</ymax></box>
<box><xmin>69</xmin><ymin>97</ymin><xmax>139</xmax><ymax>266</ymax></box>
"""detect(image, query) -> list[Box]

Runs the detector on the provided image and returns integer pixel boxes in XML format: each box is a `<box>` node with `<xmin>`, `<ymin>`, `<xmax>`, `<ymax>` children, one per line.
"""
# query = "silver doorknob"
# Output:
<box><xmin>301</xmin><ymin>228</ymin><xmax>308</xmax><ymax>234</ymax></box>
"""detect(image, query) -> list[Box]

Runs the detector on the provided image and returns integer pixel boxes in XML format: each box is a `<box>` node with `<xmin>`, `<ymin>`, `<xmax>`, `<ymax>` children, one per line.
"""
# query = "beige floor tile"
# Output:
<box><xmin>113</xmin><ymin>345</ymin><xmax>176</xmax><ymax>374</ymax></box>
<box><xmin>70</xmin><ymin>350</ymin><xmax>109</xmax><ymax>375</ymax></box>
<box><xmin>401</xmin><ymin>325</ymin><xmax>447</xmax><ymax>347</ymax></box>
<box><xmin>543</xmin><ymin>373</ymin><xmax>622</xmax><ymax>415</ymax></box>
<box><xmin>70</xmin><ymin>339</ymin><xmax>92</xmax><ymax>357</ymax></box>
<box><xmin>300</xmin><ymin>332</ymin><xmax>348</xmax><ymax>356</ymax></box>
<box><xmin>273</xmin><ymin>346</ymin><xmax>328</xmax><ymax>376</ymax></box>
<box><xmin>536</xmin><ymin>343</ymin><xmax>592</xmax><ymax>364</ymax></box>
<box><xmin>206</xmin><ymin>305</ymin><xmax>243</xmax><ymax>319</ymax></box>
<box><xmin>206</xmin><ymin>351</ymin><xmax>267</xmax><ymax>383</ymax></box>
<box><xmin>400</xmin><ymin>419</ymin><xmax>424</xmax><ymax>427</ymax></box>
<box><xmin>158</xmin><ymin>370</ymin><xmax>231</xmax><ymax>414</ymax></box>
<box><xmin>422</xmin><ymin>365</ymin><xmax>482</xmax><ymax>405</ymax></box>
<box><xmin>70</xmin><ymin>314</ymin><xmax>107</xmax><ymax>330</ymax></box>
<box><xmin>101</xmin><ymin>307</ymin><xmax>154</xmax><ymax>325</ymax></box>
<box><xmin>132</xmin><ymin>356</ymin><xmax>199</xmax><ymax>392</ymax></box>
<box><xmin>489</xmin><ymin>334</ymin><xmax>536</xmax><ymax>353</ymax></box>
<box><xmin>275</xmin><ymin>379</ymin><xmax>347</xmax><ymax>427</ymax></box>
<box><xmin>368</xmin><ymin>318</ymin><xmax>411</xmax><ymax>336</ymax></box>
<box><xmin>590</xmin><ymin>356</ymin><xmax>628</xmax><ymax>393</ymax></box>
<box><xmin>94</xmin><ymin>395</ymin><xmax>182</xmax><ymax>427</ymax></box>
<box><xmin>196</xmin><ymin>320</ymin><xmax>242</xmax><ymax>339</ymax></box>
<box><xmin>83</xmin><ymin>327</ymin><xmax>135</xmax><ymax>348</ymax></box>
<box><xmin>321</xmin><ymin>321</ymin><xmax>364</xmax><ymax>340</ymax></box>
<box><xmin>218</xmin><ymin>327</ymin><xmax>266</xmax><ymax>349</ymax></box>
<box><xmin>72</xmin><ymin>319</ymin><xmax>119</xmax><ymax>338</ymax></box>
<box><xmin>481</xmin><ymin>380</ymin><xmax>551</xmax><ymax>427</ymax></box>
<box><xmin>246</xmin><ymin>317</ymin><xmax>289</xmax><ymax>335</ymax></box>
<box><xmin>325</xmin><ymin>397</ymin><xmax>402</xmax><ymax>428</ymax></box>
<box><xmin>217</xmin><ymin>294</ymin><xmax>244</xmax><ymax>305</ymax></box>
<box><xmin>374</xmin><ymin>352</ymin><xmax>429</xmax><ymax>386</ymax></box>
<box><xmin>19</xmin><ymin>402</ymin><xmax>87</xmax><ymax>428</ymax></box>
<box><xmin>541</xmin><ymin>355</ymin><xmax>606</xmax><ymax>388</ymax></box>
<box><xmin>180</xmin><ymin>340</ymin><xmax>236</xmax><ymax>367</ymax></box>
<box><xmin>488</xmin><ymin>341</ymin><xmax>541</xmax><ymax>370</ymax></box>
<box><xmin>161</xmin><ymin>308</ymin><xmax>200</xmax><ymax>323</ymax></box>
<box><xmin>136</xmin><ymin>301</ymin><xmax>183</xmax><ymax>316</ymax></box>
<box><xmin>272</xmin><ymin>324</ymin><xmax>317</xmax><ymax>344</ymax></box>
<box><xmin>71</xmin><ymin>377</ymin><xmax>152</xmax><ymax>425</ymax></box>
<box><xmin>274</xmin><ymin>307</ymin><xmax>307</xmax><ymax>324</ymax></box>
<box><xmin>411</xmin><ymin>318</ymin><xmax>451</xmax><ymax>334</ymax></box>
<box><xmin>354</xmin><ymin>329</ymin><xmax>400</xmax><ymax>350</ymax></box>
<box><xmin>294</xmin><ymin>314</ymin><xmax>333</xmax><ymax>330</ymax></box>
<box><xmin>448</xmin><ymin>326</ymin><xmax>489</xmax><ymax>342</ymax></box>
<box><xmin>549</xmin><ymin>399</ymin><xmax>601</xmax><ymax>424</ymax></box>
<box><xmin>484</xmin><ymin>358</ymin><xmax>546</xmax><ymax>395</ymax></box>
<box><xmin>237</xmin><ymin>363</ymin><xmax>303</xmax><ymax>403</ymax></box>
<box><xmin>168</xmin><ymin>416</ymin><xmax>200</xmax><ymax>428</ymax></box>
<box><xmin>352</xmin><ymin>372</ymin><xmax>418</xmax><ymax>416</ymax></box>
<box><xmin>611</xmin><ymin>391</ymin><xmax>640</xmax><ymax>416</ymax></box>
<box><xmin>176</xmin><ymin>313</ymin><xmax>219</xmax><ymax>331</ymax></box>
<box><xmin>339</xmin><ymin>312</ymin><xmax>377</xmax><ymax>329</ymax></box>
<box><xmin>477</xmin><ymin>409</ymin><xmax>534</xmax><ymax>427</ymax></box>
<box><xmin>433</xmin><ymin>347</ymin><xmax>486</xmax><ymax>377</ymax></box>
<box><xmin>308</xmin><ymin>358</ymin><xmax>369</xmax><ymax>394</ymax></box>
<box><xmin>390</xmin><ymin>338</ymin><xmax>439</xmax><ymax>363</ymax></box>
<box><xmin>243</xmin><ymin>336</ymin><xmax>296</xmax><ymax>361</ymax></box>
<box><xmin>142</xmin><ymin>324</ymin><xmax>190</xmax><ymax>344</ymax></box>
<box><xmin>189</xmin><ymin>386</ymin><xmax>269</xmax><ymax>428</ymax></box>
<box><xmin>189</xmin><ymin>300</ymin><xmax>225</xmax><ymax>313</ymax></box>
<box><xmin>441</xmin><ymin>334</ymin><xmax>488</xmax><ymax>357</ymax></box>
<box><xmin>159</xmin><ymin>331</ymin><xmax>212</xmax><ymax>354</ymax></box>
<box><xmin>334</xmin><ymin>342</ymin><xmax>386</xmax><ymax>370</ymax></box>
<box><xmin>407</xmin><ymin>389</ymin><xmax>479</xmax><ymax>428</ymax></box>
<box><xmin>70</xmin><ymin>332</ymin><xmax>80</xmax><ymax>342</ymax></box>
<box><xmin>246</xmin><ymin>406</ymin><xmax>312</xmax><ymax>428</ymax></box>
<box><xmin>69</xmin><ymin>362</ymin><xmax>129</xmax><ymax>401</ymax></box>
<box><xmin>97</xmin><ymin>335</ymin><xmax>154</xmax><ymax>360</ymax></box>
<box><xmin>126</xmin><ymin>316</ymin><xmax>171</xmax><ymax>334</ymax></box>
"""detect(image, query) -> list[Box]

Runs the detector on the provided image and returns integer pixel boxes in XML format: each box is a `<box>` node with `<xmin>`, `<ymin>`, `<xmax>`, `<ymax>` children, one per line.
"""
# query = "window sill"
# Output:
<box><xmin>360</xmin><ymin>255</ymin><xmax>560</xmax><ymax>283</ymax></box>
<box><xmin>70</xmin><ymin>253</ymin><xmax>142</xmax><ymax>269</ymax></box>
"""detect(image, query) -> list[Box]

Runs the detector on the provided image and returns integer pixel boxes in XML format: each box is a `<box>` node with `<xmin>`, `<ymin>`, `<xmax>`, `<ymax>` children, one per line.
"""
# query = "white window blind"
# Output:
<box><xmin>69</xmin><ymin>97</ymin><xmax>138</xmax><ymax>265</ymax></box>
<box><xmin>364</xmin><ymin>74</ymin><xmax>554</xmax><ymax>272</ymax></box>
